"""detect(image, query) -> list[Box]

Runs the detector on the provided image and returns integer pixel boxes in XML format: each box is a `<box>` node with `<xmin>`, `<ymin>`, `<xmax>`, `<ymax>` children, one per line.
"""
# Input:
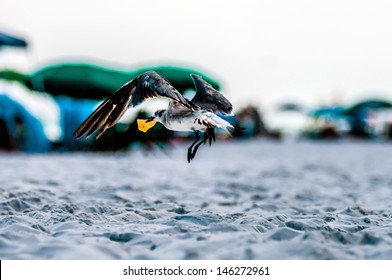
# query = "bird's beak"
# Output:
<box><xmin>137</xmin><ymin>117</ymin><xmax>157</xmax><ymax>133</ymax></box>
<box><xmin>146</xmin><ymin>116</ymin><xmax>155</xmax><ymax>123</ymax></box>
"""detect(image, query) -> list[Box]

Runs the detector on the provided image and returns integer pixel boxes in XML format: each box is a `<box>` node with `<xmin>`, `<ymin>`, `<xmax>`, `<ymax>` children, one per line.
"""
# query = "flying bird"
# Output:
<box><xmin>73</xmin><ymin>71</ymin><xmax>241</xmax><ymax>162</ymax></box>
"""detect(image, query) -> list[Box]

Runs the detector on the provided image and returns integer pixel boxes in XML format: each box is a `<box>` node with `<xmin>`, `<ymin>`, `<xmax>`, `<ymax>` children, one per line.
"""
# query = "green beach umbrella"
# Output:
<box><xmin>21</xmin><ymin>63</ymin><xmax>221</xmax><ymax>99</ymax></box>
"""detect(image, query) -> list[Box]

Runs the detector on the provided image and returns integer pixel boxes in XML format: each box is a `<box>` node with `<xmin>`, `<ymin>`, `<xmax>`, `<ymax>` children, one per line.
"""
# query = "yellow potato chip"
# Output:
<box><xmin>137</xmin><ymin>119</ymin><xmax>157</xmax><ymax>133</ymax></box>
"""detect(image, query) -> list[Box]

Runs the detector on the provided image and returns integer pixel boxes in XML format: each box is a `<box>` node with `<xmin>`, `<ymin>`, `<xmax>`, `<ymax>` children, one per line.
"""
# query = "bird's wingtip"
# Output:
<box><xmin>190</xmin><ymin>73</ymin><xmax>202</xmax><ymax>80</ymax></box>
<box><xmin>73</xmin><ymin>131</ymin><xmax>83</xmax><ymax>140</ymax></box>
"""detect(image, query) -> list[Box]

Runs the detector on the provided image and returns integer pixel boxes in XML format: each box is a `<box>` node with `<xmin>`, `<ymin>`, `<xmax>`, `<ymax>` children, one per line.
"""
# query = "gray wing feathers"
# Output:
<box><xmin>168</xmin><ymin>100</ymin><xmax>193</xmax><ymax>114</ymax></box>
<box><xmin>190</xmin><ymin>74</ymin><xmax>232</xmax><ymax>114</ymax></box>
<box><xmin>131</xmin><ymin>71</ymin><xmax>196</xmax><ymax>109</ymax></box>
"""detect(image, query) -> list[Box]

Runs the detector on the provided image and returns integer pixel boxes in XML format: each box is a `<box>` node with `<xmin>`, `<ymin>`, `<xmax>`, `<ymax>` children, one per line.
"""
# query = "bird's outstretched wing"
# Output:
<box><xmin>73</xmin><ymin>71</ymin><xmax>196</xmax><ymax>139</ymax></box>
<box><xmin>190</xmin><ymin>74</ymin><xmax>233</xmax><ymax>114</ymax></box>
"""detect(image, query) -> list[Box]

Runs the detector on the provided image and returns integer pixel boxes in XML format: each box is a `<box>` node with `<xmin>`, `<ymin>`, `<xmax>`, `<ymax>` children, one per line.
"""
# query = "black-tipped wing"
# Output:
<box><xmin>73</xmin><ymin>71</ymin><xmax>196</xmax><ymax>139</ymax></box>
<box><xmin>190</xmin><ymin>74</ymin><xmax>233</xmax><ymax>114</ymax></box>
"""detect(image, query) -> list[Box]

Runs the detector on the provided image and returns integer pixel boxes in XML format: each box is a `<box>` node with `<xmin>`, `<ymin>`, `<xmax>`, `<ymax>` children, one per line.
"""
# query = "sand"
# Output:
<box><xmin>0</xmin><ymin>140</ymin><xmax>391</xmax><ymax>259</ymax></box>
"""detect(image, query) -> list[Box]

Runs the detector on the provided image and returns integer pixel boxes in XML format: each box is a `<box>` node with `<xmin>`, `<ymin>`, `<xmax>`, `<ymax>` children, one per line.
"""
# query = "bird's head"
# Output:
<box><xmin>152</xmin><ymin>109</ymin><xmax>166</xmax><ymax>122</ymax></box>
<box><xmin>145</xmin><ymin>109</ymin><xmax>166</xmax><ymax>123</ymax></box>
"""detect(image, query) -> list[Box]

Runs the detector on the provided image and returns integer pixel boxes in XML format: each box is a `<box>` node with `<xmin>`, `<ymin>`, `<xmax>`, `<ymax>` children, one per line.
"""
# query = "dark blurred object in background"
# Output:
<box><xmin>0</xmin><ymin>118</ymin><xmax>13</xmax><ymax>151</ymax></box>
<box><xmin>234</xmin><ymin>105</ymin><xmax>267</xmax><ymax>138</ymax></box>
<box><xmin>305</xmin><ymin>106</ymin><xmax>347</xmax><ymax>139</ymax></box>
<box><xmin>344</xmin><ymin>99</ymin><xmax>392</xmax><ymax>139</ymax></box>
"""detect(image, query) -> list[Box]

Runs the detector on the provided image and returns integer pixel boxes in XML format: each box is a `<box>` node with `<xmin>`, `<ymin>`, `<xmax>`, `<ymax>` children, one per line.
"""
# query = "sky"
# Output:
<box><xmin>2</xmin><ymin>0</ymin><xmax>392</xmax><ymax>110</ymax></box>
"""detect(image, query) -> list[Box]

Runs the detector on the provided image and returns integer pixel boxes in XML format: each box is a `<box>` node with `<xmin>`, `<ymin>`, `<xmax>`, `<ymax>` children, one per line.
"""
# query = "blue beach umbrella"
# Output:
<box><xmin>0</xmin><ymin>32</ymin><xmax>28</xmax><ymax>49</ymax></box>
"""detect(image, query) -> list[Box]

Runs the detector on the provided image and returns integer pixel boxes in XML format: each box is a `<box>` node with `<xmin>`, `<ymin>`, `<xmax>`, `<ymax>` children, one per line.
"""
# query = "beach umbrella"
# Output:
<box><xmin>0</xmin><ymin>94</ymin><xmax>50</xmax><ymax>152</ymax></box>
<box><xmin>310</xmin><ymin>106</ymin><xmax>344</xmax><ymax>118</ymax></box>
<box><xmin>344</xmin><ymin>99</ymin><xmax>392</xmax><ymax>116</ymax></box>
<box><xmin>0</xmin><ymin>69</ymin><xmax>27</xmax><ymax>83</ymax></box>
<box><xmin>342</xmin><ymin>99</ymin><xmax>392</xmax><ymax>137</ymax></box>
<box><xmin>23</xmin><ymin>63</ymin><xmax>221</xmax><ymax>100</ymax></box>
<box><xmin>0</xmin><ymin>32</ymin><xmax>28</xmax><ymax>48</ymax></box>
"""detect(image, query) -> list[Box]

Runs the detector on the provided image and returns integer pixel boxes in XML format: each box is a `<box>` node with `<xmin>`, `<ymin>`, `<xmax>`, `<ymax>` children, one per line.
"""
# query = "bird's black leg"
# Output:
<box><xmin>190</xmin><ymin>130</ymin><xmax>210</xmax><ymax>161</ymax></box>
<box><xmin>207</xmin><ymin>127</ymin><xmax>215</xmax><ymax>146</ymax></box>
<box><xmin>187</xmin><ymin>131</ymin><xmax>200</xmax><ymax>163</ymax></box>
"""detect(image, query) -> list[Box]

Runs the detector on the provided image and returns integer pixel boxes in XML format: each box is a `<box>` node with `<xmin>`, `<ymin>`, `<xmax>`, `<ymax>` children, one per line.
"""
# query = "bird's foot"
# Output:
<box><xmin>187</xmin><ymin>147</ymin><xmax>194</xmax><ymax>163</ymax></box>
<box><xmin>188</xmin><ymin>147</ymin><xmax>200</xmax><ymax>163</ymax></box>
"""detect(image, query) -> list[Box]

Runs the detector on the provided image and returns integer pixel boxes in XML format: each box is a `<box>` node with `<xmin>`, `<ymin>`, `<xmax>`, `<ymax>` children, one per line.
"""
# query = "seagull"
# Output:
<box><xmin>73</xmin><ymin>71</ymin><xmax>241</xmax><ymax>162</ymax></box>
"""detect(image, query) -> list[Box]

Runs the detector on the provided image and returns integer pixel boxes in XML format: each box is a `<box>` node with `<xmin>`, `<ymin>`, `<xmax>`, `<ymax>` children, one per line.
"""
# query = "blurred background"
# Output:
<box><xmin>2</xmin><ymin>0</ymin><xmax>392</xmax><ymax>153</ymax></box>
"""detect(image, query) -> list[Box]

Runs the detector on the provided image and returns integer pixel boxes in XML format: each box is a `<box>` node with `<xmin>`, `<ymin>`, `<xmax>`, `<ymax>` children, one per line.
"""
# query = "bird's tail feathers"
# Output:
<box><xmin>209</xmin><ymin>114</ymin><xmax>243</xmax><ymax>136</ymax></box>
